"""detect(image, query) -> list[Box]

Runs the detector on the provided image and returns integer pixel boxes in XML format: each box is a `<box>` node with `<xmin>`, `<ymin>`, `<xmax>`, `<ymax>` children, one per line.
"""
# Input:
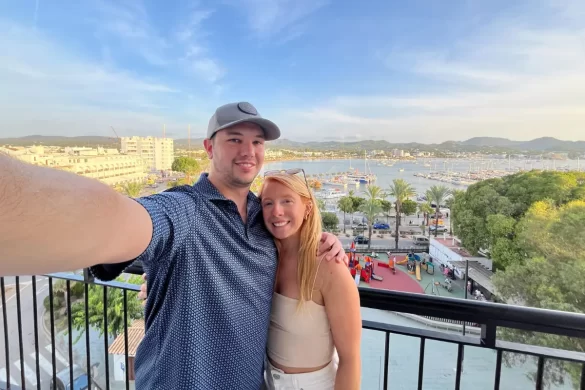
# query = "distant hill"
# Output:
<box><xmin>462</xmin><ymin>137</ymin><xmax>585</xmax><ymax>151</ymax></box>
<box><xmin>1</xmin><ymin>135</ymin><xmax>584</xmax><ymax>153</ymax></box>
<box><xmin>0</xmin><ymin>135</ymin><xmax>119</xmax><ymax>148</ymax></box>
<box><xmin>462</xmin><ymin>137</ymin><xmax>517</xmax><ymax>147</ymax></box>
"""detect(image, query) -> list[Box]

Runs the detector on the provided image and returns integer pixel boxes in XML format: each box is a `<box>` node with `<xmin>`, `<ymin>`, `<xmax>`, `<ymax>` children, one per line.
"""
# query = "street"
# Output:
<box><xmin>1</xmin><ymin>276</ymin><xmax>70</xmax><ymax>389</ymax></box>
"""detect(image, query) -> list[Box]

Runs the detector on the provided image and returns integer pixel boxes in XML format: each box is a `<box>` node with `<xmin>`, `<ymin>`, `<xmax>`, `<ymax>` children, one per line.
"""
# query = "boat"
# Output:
<box><xmin>344</xmin><ymin>151</ymin><xmax>377</xmax><ymax>184</ymax></box>
<box><xmin>316</xmin><ymin>189</ymin><xmax>348</xmax><ymax>199</ymax></box>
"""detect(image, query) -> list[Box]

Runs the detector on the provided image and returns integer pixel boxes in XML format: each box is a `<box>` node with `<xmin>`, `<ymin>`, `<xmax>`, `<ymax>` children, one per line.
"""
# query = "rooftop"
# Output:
<box><xmin>433</xmin><ymin>237</ymin><xmax>475</xmax><ymax>258</ymax></box>
<box><xmin>108</xmin><ymin>319</ymin><xmax>145</xmax><ymax>357</ymax></box>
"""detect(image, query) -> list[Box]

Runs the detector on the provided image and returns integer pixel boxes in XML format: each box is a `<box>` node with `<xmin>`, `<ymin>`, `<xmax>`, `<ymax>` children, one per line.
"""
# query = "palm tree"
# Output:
<box><xmin>359</xmin><ymin>185</ymin><xmax>384</xmax><ymax>249</ymax></box>
<box><xmin>347</xmin><ymin>189</ymin><xmax>357</xmax><ymax>224</ymax></box>
<box><xmin>347</xmin><ymin>189</ymin><xmax>365</xmax><ymax>226</ymax></box>
<box><xmin>387</xmin><ymin>179</ymin><xmax>416</xmax><ymax>249</ymax></box>
<box><xmin>444</xmin><ymin>189</ymin><xmax>465</xmax><ymax>236</ymax></box>
<box><xmin>118</xmin><ymin>181</ymin><xmax>144</xmax><ymax>198</ymax></box>
<box><xmin>316</xmin><ymin>198</ymin><xmax>326</xmax><ymax>212</ymax></box>
<box><xmin>426</xmin><ymin>185</ymin><xmax>452</xmax><ymax>237</ymax></box>
<box><xmin>337</xmin><ymin>196</ymin><xmax>354</xmax><ymax>234</ymax></box>
<box><xmin>418</xmin><ymin>202</ymin><xmax>434</xmax><ymax>226</ymax></box>
<box><xmin>380</xmin><ymin>200</ymin><xmax>393</xmax><ymax>225</ymax></box>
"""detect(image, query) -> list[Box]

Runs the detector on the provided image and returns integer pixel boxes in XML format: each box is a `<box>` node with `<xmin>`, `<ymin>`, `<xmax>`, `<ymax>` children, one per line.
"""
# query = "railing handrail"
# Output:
<box><xmin>45</xmin><ymin>272</ymin><xmax>141</xmax><ymax>292</ymax></box>
<box><xmin>359</xmin><ymin>288</ymin><xmax>585</xmax><ymax>344</ymax></box>
<box><xmin>47</xmin><ymin>271</ymin><xmax>585</xmax><ymax>342</ymax></box>
<box><xmin>4</xmin><ymin>273</ymin><xmax>583</xmax><ymax>389</ymax></box>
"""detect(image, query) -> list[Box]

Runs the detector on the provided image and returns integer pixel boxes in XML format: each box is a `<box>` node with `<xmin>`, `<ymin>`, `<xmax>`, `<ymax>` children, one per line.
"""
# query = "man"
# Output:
<box><xmin>0</xmin><ymin>102</ymin><xmax>346</xmax><ymax>389</ymax></box>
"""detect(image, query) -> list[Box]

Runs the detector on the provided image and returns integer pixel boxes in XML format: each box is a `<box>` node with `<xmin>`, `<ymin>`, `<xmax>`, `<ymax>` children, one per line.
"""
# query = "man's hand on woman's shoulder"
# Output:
<box><xmin>318</xmin><ymin>232</ymin><xmax>348</xmax><ymax>266</ymax></box>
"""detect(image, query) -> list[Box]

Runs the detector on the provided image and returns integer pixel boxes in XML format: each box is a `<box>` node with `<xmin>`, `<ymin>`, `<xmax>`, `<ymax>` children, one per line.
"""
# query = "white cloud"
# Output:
<box><xmin>0</xmin><ymin>20</ymin><xmax>191</xmax><ymax>137</ymax></box>
<box><xmin>234</xmin><ymin>0</ymin><xmax>328</xmax><ymax>43</ymax></box>
<box><xmin>90</xmin><ymin>1</ymin><xmax>224</xmax><ymax>84</ymax></box>
<box><xmin>190</xmin><ymin>58</ymin><xmax>225</xmax><ymax>84</ymax></box>
<box><xmin>287</xmin><ymin>15</ymin><xmax>585</xmax><ymax>142</ymax></box>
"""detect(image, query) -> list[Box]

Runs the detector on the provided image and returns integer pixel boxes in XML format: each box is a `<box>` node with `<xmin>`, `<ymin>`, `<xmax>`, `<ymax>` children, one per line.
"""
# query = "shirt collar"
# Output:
<box><xmin>193</xmin><ymin>173</ymin><xmax>261</xmax><ymax>206</ymax></box>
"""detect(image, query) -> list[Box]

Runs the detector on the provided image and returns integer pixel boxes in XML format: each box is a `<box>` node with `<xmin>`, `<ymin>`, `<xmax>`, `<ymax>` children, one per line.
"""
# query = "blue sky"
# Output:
<box><xmin>1</xmin><ymin>0</ymin><xmax>584</xmax><ymax>142</ymax></box>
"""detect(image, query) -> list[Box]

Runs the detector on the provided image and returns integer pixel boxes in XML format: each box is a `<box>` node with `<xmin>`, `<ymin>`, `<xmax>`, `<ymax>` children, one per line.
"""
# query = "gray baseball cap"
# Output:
<box><xmin>207</xmin><ymin>102</ymin><xmax>281</xmax><ymax>141</ymax></box>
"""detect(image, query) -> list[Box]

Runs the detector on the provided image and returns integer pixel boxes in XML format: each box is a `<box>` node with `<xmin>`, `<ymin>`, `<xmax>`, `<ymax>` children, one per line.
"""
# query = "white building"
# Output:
<box><xmin>1</xmin><ymin>146</ymin><xmax>148</xmax><ymax>186</ymax></box>
<box><xmin>121</xmin><ymin>136</ymin><xmax>174</xmax><ymax>172</ymax></box>
<box><xmin>429</xmin><ymin>236</ymin><xmax>495</xmax><ymax>295</ymax></box>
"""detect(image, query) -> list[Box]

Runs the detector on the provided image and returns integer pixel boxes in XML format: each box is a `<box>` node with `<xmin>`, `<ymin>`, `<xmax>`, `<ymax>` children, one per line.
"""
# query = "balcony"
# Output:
<box><xmin>1</xmin><ymin>271</ymin><xmax>585</xmax><ymax>390</ymax></box>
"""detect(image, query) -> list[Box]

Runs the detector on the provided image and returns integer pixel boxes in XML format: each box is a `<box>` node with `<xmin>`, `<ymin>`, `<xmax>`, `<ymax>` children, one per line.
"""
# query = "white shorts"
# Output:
<box><xmin>264</xmin><ymin>358</ymin><xmax>337</xmax><ymax>390</ymax></box>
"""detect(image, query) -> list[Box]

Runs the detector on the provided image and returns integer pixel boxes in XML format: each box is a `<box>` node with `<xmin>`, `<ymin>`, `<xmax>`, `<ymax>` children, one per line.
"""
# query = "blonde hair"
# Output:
<box><xmin>260</xmin><ymin>173</ymin><xmax>323</xmax><ymax>307</ymax></box>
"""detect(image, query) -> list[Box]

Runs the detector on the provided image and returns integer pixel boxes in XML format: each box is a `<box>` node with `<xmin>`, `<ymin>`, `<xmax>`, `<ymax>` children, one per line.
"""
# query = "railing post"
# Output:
<box><xmin>481</xmin><ymin>321</ymin><xmax>497</xmax><ymax>348</ymax></box>
<box><xmin>83</xmin><ymin>267</ymin><xmax>95</xmax><ymax>284</ymax></box>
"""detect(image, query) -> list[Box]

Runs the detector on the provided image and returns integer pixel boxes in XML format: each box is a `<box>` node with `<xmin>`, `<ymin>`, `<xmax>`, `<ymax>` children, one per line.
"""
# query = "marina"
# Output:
<box><xmin>265</xmin><ymin>157</ymin><xmax>583</xmax><ymax>203</ymax></box>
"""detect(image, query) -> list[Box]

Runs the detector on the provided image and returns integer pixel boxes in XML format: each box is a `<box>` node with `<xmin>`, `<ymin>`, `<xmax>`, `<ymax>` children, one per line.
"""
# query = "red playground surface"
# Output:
<box><xmin>369</xmin><ymin>256</ymin><xmax>424</xmax><ymax>294</ymax></box>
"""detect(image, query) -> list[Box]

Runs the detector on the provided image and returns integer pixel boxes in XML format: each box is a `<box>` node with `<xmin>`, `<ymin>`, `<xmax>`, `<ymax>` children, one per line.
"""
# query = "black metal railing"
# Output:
<box><xmin>1</xmin><ymin>272</ymin><xmax>585</xmax><ymax>390</ymax></box>
<box><xmin>343</xmin><ymin>246</ymin><xmax>429</xmax><ymax>253</ymax></box>
<box><xmin>1</xmin><ymin>273</ymin><xmax>140</xmax><ymax>390</ymax></box>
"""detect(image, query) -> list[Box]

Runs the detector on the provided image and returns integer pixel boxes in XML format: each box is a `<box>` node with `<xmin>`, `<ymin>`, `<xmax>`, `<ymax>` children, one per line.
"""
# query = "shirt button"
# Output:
<box><xmin>273</xmin><ymin>374</ymin><xmax>280</xmax><ymax>379</ymax></box>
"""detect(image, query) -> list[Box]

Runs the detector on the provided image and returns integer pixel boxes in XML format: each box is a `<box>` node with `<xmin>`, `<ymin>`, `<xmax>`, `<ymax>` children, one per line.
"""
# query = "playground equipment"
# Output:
<box><xmin>407</xmin><ymin>253</ymin><xmax>423</xmax><ymax>281</ymax></box>
<box><xmin>415</xmin><ymin>263</ymin><xmax>422</xmax><ymax>281</ymax></box>
<box><xmin>425</xmin><ymin>262</ymin><xmax>435</xmax><ymax>275</ymax></box>
<box><xmin>424</xmin><ymin>277</ymin><xmax>453</xmax><ymax>295</ymax></box>
<box><xmin>348</xmin><ymin>254</ymin><xmax>383</xmax><ymax>285</ymax></box>
<box><xmin>378</xmin><ymin>256</ymin><xmax>397</xmax><ymax>275</ymax></box>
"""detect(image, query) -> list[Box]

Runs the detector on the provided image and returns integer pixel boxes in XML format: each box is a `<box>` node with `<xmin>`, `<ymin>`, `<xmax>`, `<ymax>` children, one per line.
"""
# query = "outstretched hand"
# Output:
<box><xmin>318</xmin><ymin>232</ymin><xmax>348</xmax><ymax>266</ymax></box>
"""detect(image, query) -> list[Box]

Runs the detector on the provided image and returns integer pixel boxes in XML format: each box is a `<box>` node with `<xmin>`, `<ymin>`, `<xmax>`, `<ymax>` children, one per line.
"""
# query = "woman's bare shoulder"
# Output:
<box><xmin>316</xmin><ymin>255</ymin><xmax>354</xmax><ymax>291</ymax></box>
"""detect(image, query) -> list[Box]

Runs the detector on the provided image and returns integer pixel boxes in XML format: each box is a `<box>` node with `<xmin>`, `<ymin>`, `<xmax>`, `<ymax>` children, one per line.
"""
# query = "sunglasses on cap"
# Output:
<box><xmin>263</xmin><ymin>168</ymin><xmax>310</xmax><ymax>189</ymax></box>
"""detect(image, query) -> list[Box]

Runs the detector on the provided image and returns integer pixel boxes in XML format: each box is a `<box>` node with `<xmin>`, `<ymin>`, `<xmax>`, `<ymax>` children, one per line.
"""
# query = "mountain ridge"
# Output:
<box><xmin>1</xmin><ymin>135</ymin><xmax>584</xmax><ymax>152</ymax></box>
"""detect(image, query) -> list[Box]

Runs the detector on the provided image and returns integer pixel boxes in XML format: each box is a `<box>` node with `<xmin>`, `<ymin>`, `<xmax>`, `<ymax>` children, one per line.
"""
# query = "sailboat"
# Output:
<box><xmin>345</xmin><ymin>151</ymin><xmax>377</xmax><ymax>184</ymax></box>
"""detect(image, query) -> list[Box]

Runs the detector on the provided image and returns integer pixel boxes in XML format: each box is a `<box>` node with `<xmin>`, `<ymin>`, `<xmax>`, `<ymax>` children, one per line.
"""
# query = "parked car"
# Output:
<box><xmin>429</xmin><ymin>225</ymin><xmax>448</xmax><ymax>233</ymax></box>
<box><xmin>354</xmin><ymin>235</ymin><xmax>370</xmax><ymax>244</ymax></box>
<box><xmin>351</xmin><ymin>222</ymin><xmax>368</xmax><ymax>229</ymax></box>
<box><xmin>0</xmin><ymin>382</ymin><xmax>22</xmax><ymax>390</ymax></box>
<box><xmin>413</xmin><ymin>235</ymin><xmax>430</xmax><ymax>245</ymax></box>
<box><xmin>373</xmin><ymin>222</ymin><xmax>390</xmax><ymax>229</ymax></box>
<box><xmin>51</xmin><ymin>364</ymin><xmax>102</xmax><ymax>390</ymax></box>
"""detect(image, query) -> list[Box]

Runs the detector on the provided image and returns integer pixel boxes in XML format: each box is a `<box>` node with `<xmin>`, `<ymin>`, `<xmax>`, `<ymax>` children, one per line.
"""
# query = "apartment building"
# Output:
<box><xmin>1</xmin><ymin>146</ymin><xmax>148</xmax><ymax>186</ymax></box>
<box><xmin>120</xmin><ymin>136</ymin><xmax>174</xmax><ymax>172</ymax></box>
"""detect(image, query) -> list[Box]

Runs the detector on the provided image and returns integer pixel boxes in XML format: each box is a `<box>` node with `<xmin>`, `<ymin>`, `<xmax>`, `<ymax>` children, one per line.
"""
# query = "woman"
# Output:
<box><xmin>260</xmin><ymin>170</ymin><xmax>361</xmax><ymax>389</ymax></box>
<box><xmin>139</xmin><ymin>170</ymin><xmax>362</xmax><ymax>389</ymax></box>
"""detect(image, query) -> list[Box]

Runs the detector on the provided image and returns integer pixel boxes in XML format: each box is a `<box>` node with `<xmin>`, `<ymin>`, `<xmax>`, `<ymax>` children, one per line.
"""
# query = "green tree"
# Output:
<box><xmin>337</xmin><ymin>196</ymin><xmax>354</xmax><ymax>234</ymax></box>
<box><xmin>493</xmin><ymin>200</ymin><xmax>585</xmax><ymax>388</ymax></box>
<box><xmin>350</xmin><ymin>196</ymin><xmax>365</xmax><ymax>216</ymax></box>
<box><xmin>70</xmin><ymin>275</ymin><xmax>144</xmax><ymax>341</ymax></box>
<box><xmin>118</xmin><ymin>181</ymin><xmax>144</xmax><ymax>198</ymax></box>
<box><xmin>387</xmin><ymin>179</ymin><xmax>416</xmax><ymax>249</ymax></box>
<box><xmin>172</xmin><ymin>156</ymin><xmax>201</xmax><ymax>183</ymax></box>
<box><xmin>425</xmin><ymin>185</ymin><xmax>451</xmax><ymax>237</ymax></box>
<box><xmin>379</xmin><ymin>200</ymin><xmax>393</xmax><ymax>225</ymax></box>
<box><xmin>316</xmin><ymin>198</ymin><xmax>326</xmax><ymax>212</ymax></box>
<box><xmin>359</xmin><ymin>185</ymin><xmax>384</xmax><ymax>249</ymax></box>
<box><xmin>321</xmin><ymin>212</ymin><xmax>339</xmax><ymax>232</ymax></box>
<box><xmin>418</xmin><ymin>202</ymin><xmax>434</xmax><ymax>227</ymax></box>
<box><xmin>451</xmin><ymin>171</ymin><xmax>585</xmax><ymax>269</ymax></box>
<box><xmin>401</xmin><ymin>199</ymin><xmax>418</xmax><ymax>219</ymax></box>
<box><xmin>347</xmin><ymin>189</ymin><xmax>363</xmax><ymax>224</ymax></box>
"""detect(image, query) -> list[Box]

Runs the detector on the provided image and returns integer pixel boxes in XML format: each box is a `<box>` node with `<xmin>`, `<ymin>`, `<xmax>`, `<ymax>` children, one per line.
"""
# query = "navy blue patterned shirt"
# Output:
<box><xmin>90</xmin><ymin>173</ymin><xmax>277</xmax><ymax>389</ymax></box>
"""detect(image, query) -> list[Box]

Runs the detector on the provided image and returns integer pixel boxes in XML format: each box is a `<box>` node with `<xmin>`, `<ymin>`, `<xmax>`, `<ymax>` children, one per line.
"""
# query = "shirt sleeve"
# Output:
<box><xmin>89</xmin><ymin>190</ymin><xmax>194</xmax><ymax>281</ymax></box>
